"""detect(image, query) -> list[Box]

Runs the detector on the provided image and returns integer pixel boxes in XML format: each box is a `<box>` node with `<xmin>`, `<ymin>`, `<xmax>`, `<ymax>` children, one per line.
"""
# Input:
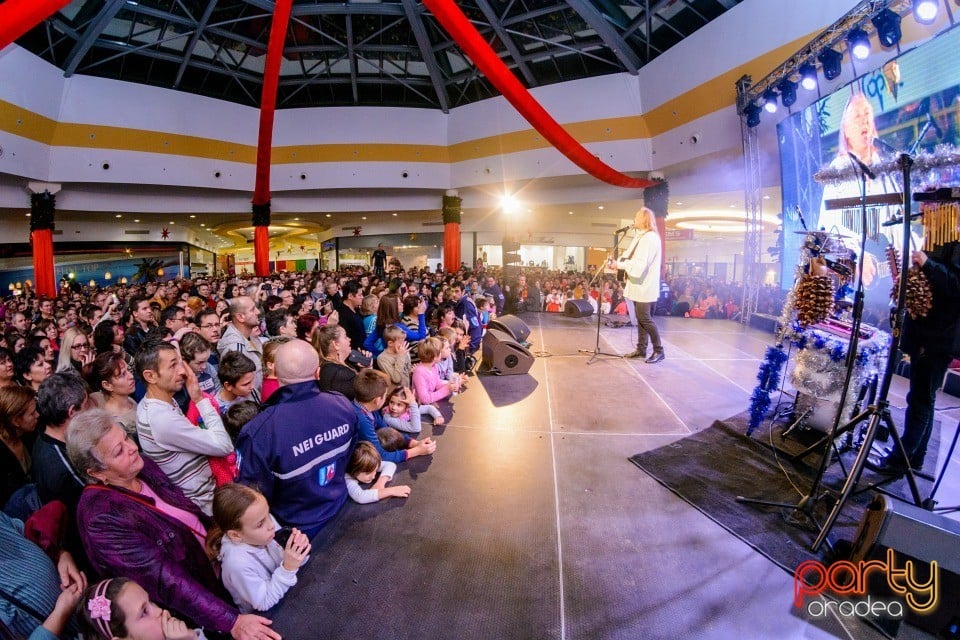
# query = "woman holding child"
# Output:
<box><xmin>66</xmin><ymin>409</ymin><xmax>280</xmax><ymax>640</ymax></box>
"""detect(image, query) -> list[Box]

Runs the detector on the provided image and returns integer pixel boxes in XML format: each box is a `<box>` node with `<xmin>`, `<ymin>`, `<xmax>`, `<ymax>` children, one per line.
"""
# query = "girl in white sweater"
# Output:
<box><xmin>206</xmin><ymin>483</ymin><xmax>311</xmax><ymax>613</ymax></box>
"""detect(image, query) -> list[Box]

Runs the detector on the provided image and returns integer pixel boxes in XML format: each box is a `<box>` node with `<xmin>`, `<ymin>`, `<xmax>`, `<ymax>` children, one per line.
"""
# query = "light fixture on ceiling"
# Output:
<box><xmin>846</xmin><ymin>27</ymin><xmax>871</xmax><ymax>60</ymax></box>
<box><xmin>115</xmin><ymin>214</ymin><xmax>122</xmax><ymax>219</ymax></box>
<box><xmin>763</xmin><ymin>88</ymin><xmax>778</xmax><ymax>113</ymax></box>
<box><xmin>744</xmin><ymin>103</ymin><xmax>761</xmax><ymax>128</ymax></box>
<box><xmin>777</xmin><ymin>79</ymin><xmax>797</xmax><ymax>107</ymax></box>
<box><xmin>799</xmin><ymin>62</ymin><xmax>818</xmax><ymax>90</ymax></box>
<box><xmin>190</xmin><ymin>215</ymin><xmax>196</xmax><ymax>218</ymax></box>
<box><xmin>872</xmin><ymin>9</ymin><xmax>902</xmax><ymax>47</ymax></box>
<box><xmin>913</xmin><ymin>0</ymin><xmax>939</xmax><ymax>24</ymax></box>
<box><xmin>499</xmin><ymin>194</ymin><xmax>520</xmax><ymax>214</ymax></box>
<box><xmin>818</xmin><ymin>48</ymin><xmax>843</xmax><ymax>80</ymax></box>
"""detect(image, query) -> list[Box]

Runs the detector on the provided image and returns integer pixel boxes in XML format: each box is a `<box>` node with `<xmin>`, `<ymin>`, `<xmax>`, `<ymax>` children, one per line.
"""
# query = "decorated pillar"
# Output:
<box><xmin>251</xmin><ymin>0</ymin><xmax>293</xmax><ymax>277</ymax></box>
<box><xmin>0</xmin><ymin>0</ymin><xmax>71</xmax><ymax>50</ymax></box>
<box><xmin>442</xmin><ymin>191</ymin><xmax>462</xmax><ymax>273</ymax></box>
<box><xmin>643</xmin><ymin>178</ymin><xmax>670</xmax><ymax>276</ymax></box>
<box><xmin>28</xmin><ymin>187</ymin><xmax>58</xmax><ymax>298</ymax></box>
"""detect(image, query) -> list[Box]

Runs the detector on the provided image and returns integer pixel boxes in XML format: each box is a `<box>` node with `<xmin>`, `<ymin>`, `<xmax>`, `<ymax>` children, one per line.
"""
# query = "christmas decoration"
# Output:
<box><xmin>643</xmin><ymin>179</ymin><xmax>669</xmax><ymax>218</ymax></box>
<box><xmin>814</xmin><ymin>143</ymin><xmax>960</xmax><ymax>189</ymax></box>
<box><xmin>747</xmin><ymin>345</ymin><xmax>789</xmax><ymax>434</ymax></box>
<box><xmin>794</xmin><ymin>274</ymin><xmax>834</xmax><ymax>327</ymax></box>
<box><xmin>161</xmin><ymin>228</ymin><xmax>170</xmax><ymax>240</ymax></box>
<box><xmin>893</xmin><ymin>267</ymin><xmax>933</xmax><ymax>319</ymax></box>
<box><xmin>29</xmin><ymin>191</ymin><xmax>56</xmax><ymax>231</ymax></box>
<box><xmin>441</xmin><ymin>195</ymin><xmax>462</xmax><ymax>224</ymax></box>
<box><xmin>353</xmin><ymin>226</ymin><xmax>362</xmax><ymax>237</ymax></box>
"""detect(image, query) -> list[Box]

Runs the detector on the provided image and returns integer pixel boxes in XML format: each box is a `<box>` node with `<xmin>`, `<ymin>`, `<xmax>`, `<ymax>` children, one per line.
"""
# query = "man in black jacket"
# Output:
<box><xmin>336</xmin><ymin>280</ymin><xmax>366</xmax><ymax>350</ymax></box>
<box><xmin>868</xmin><ymin>241</ymin><xmax>960</xmax><ymax>473</ymax></box>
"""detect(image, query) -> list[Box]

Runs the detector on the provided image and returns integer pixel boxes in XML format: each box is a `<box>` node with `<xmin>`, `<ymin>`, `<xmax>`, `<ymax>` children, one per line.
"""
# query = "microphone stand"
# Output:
<box><xmin>580</xmin><ymin>227</ymin><xmax>628</xmax><ymax>364</ymax></box>
<box><xmin>811</xmin><ymin>153</ymin><xmax>924</xmax><ymax>552</ymax></box>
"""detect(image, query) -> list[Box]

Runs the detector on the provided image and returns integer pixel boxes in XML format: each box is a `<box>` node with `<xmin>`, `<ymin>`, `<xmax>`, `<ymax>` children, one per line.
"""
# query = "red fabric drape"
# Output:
<box><xmin>0</xmin><ymin>0</ymin><xmax>70</xmax><ymax>51</ymax></box>
<box><xmin>422</xmin><ymin>0</ymin><xmax>655</xmax><ymax>190</ymax></box>
<box><xmin>252</xmin><ymin>0</ymin><xmax>292</xmax><ymax>204</ymax></box>
<box><xmin>254</xmin><ymin>226</ymin><xmax>270</xmax><ymax>277</ymax></box>
<box><xmin>252</xmin><ymin>0</ymin><xmax>292</xmax><ymax>276</ymax></box>
<box><xmin>31</xmin><ymin>229</ymin><xmax>55</xmax><ymax>298</ymax></box>
<box><xmin>443</xmin><ymin>222</ymin><xmax>461</xmax><ymax>272</ymax></box>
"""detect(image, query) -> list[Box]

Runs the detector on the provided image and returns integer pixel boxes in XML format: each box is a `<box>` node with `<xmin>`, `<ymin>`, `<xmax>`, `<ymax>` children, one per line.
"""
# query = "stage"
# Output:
<box><xmin>272</xmin><ymin>313</ymin><xmax>957</xmax><ymax>640</ymax></box>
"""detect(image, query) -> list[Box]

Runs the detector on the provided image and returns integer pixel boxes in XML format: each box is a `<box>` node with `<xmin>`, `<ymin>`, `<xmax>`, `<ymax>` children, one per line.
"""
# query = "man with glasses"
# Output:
<box><xmin>195</xmin><ymin>308</ymin><xmax>222</xmax><ymax>368</ymax></box>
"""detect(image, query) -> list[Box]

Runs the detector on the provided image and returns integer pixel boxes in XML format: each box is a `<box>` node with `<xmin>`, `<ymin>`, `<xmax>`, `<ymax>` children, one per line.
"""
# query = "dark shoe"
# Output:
<box><xmin>645</xmin><ymin>352</ymin><xmax>665</xmax><ymax>364</ymax></box>
<box><xmin>624</xmin><ymin>349</ymin><xmax>646</xmax><ymax>359</ymax></box>
<box><xmin>865</xmin><ymin>453</ymin><xmax>909</xmax><ymax>475</ymax></box>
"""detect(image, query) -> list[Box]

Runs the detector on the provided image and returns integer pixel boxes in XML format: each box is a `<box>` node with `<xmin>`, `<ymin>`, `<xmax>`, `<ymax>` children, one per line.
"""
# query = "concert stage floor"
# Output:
<box><xmin>273</xmin><ymin>314</ymin><xmax>956</xmax><ymax>640</ymax></box>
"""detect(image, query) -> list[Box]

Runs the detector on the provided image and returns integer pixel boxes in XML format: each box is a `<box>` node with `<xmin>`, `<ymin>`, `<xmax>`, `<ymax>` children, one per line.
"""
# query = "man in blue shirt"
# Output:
<box><xmin>451</xmin><ymin>282</ymin><xmax>482</xmax><ymax>354</ymax></box>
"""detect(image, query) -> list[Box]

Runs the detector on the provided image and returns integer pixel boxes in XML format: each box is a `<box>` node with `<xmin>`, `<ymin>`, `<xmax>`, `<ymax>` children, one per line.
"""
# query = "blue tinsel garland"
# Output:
<box><xmin>747</xmin><ymin>345</ymin><xmax>789</xmax><ymax>435</ymax></box>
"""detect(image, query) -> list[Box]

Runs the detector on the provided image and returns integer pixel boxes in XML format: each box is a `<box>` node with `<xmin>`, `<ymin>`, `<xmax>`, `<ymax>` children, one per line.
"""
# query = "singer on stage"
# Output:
<box><xmin>617</xmin><ymin>207</ymin><xmax>665</xmax><ymax>364</ymax></box>
<box><xmin>867</xmin><ymin>239</ymin><xmax>960</xmax><ymax>474</ymax></box>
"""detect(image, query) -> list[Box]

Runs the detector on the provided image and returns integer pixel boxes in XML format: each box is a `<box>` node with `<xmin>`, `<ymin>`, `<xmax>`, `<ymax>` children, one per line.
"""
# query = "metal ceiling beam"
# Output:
<box><xmin>63</xmin><ymin>0</ymin><xmax>127</xmax><ymax>76</ymax></box>
<box><xmin>346</xmin><ymin>15</ymin><xmax>358</xmax><ymax>104</ymax></box>
<box><xmin>501</xmin><ymin>5</ymin><xmax>567</xmax><ymax>27</ymax></box>
<box><xmin>242</xmin><ymin>0</ymin><xmax>406</xmax><ymax>16</ymax></box>
<box><xmin>173</xmin><ymin>0</ymin><xmax>217</xmax><ymax>88</ymax></box>
<box><xmin>565</xmin><ymin>0</ymin><xmax>640</xmax><ymax>73</ymax></box>
<box><xmin>474</xmin><ymin>0</ymin><xmax>537</xmax><ymax>86</ymax></box>
<box><xmin>400</xmin><ymin>0</ymin><xmax>449</xmax><ymax>112</ymax></box>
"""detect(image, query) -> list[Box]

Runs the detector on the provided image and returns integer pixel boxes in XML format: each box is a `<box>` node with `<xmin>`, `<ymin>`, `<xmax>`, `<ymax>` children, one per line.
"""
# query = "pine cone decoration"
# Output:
<box><xmin>891</xmin><ymin>267</ymin><xmax>933</xmax><ymax>319</ymax></box>
<box><xmin>795</xmin><ymin>274</ymin><xmax>835</xmax><ymax>327</ymax></box>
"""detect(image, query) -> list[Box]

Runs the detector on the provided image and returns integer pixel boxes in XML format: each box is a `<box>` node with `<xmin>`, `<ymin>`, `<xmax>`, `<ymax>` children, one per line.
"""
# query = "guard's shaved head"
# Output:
<box><xmin>275</xmin><ymin>339</ymin><xmax>320</xmax><ymax>386</ymax></box>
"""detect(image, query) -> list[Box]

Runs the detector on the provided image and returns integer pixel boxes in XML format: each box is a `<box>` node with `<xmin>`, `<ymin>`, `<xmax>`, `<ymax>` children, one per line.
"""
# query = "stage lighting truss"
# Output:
<box><xmin>777</xmin><ymin>79</ymin><xmax>798</xmax><ymax>107</ymax></box>
<box><xmin>913</xmin><ymin>0</ymin><xmax>939</xmax><ymax>24</ymax></box>
<box><xmin>871</xmin><ymin>8</ymin><xmax>902</xmax><ymax>48</ymax></box>
<box><xmin>818</xmin><ymin>48</ymin><xmax>844</xmax><ymax>80</ymax></box>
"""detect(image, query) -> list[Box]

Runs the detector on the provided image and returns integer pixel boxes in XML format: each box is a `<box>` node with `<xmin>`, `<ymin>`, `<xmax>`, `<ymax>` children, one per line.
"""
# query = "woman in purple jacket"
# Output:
<box><xmin>65</xmin><ymin>408</ymin><xmax>280</xmax><ymax>640</ymax></box>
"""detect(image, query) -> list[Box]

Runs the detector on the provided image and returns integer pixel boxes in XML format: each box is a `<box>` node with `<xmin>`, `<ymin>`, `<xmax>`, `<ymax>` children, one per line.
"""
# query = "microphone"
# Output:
<box><xmin>881</xmin><ymin>212</ymin><xmax>923</xmax><ymax>227</ymax></box>
<box><xmin>874</xmin><ymin>137</ymin><xmax>897</xmax><ymax>155</ymax></box>
<box><xmin>848</xmin><ymin>151</ymin><xmax>876</xmax><ymax>179</ymax></box>
<box><xmin>615</xmin><ymin>225</ymin><xmax>633</xmax><ymax>234</ymax></box>
<box><xmin>794</xmin><ymin>204</ymin><xmax>808</xmax><ymax>231</ymax></box>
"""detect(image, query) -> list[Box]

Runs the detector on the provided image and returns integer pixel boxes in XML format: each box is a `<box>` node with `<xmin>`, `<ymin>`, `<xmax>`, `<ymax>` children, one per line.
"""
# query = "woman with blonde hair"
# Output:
<box><xmin>56</xmin><ymin>326</ymin><xmax>93</xmax><ymax>373</ymax></box>
<box><xmin>617</xmin><ymin>207</ymin><xmax>665</xmax><ymax>363</ymax></box>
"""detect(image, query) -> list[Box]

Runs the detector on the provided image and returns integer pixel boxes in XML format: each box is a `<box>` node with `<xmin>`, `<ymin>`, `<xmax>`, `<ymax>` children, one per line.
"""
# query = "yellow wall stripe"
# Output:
<box><xmin>0</xmin><ymin>29</ymin><xmax>821</xmax><ymax>166</ymax></box>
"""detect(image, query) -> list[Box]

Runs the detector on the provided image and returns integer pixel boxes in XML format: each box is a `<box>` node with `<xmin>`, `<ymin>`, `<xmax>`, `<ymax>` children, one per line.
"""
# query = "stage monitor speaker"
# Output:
<box><xmin>487</xmin><ymin>315</ymin><xmax>531</xmax><ymax>343</ymax></box>
<box><xmin>849</xmin><ymin>494</ymin><xmax>960</xmax><ymax>637</ymax></box>
<box><xmin>564</xmin><ymin>299</ymin><xmax>594</xmax><ymax>318</ymax></box>
<box><xmin>480</xmin><ymin>329</ymin><xmax>534</xmax><ymax>375</ymax></box>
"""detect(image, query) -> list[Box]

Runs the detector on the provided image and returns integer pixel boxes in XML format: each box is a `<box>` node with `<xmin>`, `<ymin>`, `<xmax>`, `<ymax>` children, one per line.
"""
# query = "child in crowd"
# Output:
<box><xmin>260</xmin><ymin>337</ymin><xmax>292</xmax><ymax>403</ymax></box>
<box><xmin>206</xmin><ymin>483</ymin><xmax>311</xmax><ymax>614</ymax></box>
<box><xmin>345</xmin><ymin>441</ymin><xmax>411</xmax><ymax>504</ymax></box>
<box><xmin>376</xmin><ymin>325</ymin><xmax>412</xmax><ymax>393</ymax></box>
<box><xmin>382</xmin><ymin>386</ymin><xmax>443</xmax><ymax>434</ymax></box>
<box><xmin>377</xmin><ymin>426</ymin><xmax>408</xmax><ymax>452</ymax></box>
<box><xmin>78</xmin><ymin>577</ymin><xmax>206</xmax><ymax>640</ymax></box>
<box><xmin>353</xmin><ymin>369</ymin><xmax>437</xmax><ymax>464</ymax></box>
<box><xmin>179</xmin><ymin>332</ymin><xmax>220</xmax><ymax>396</ymax></box>
<box><xmin>436</xmin><ymin>329</ymin><xmax>468</xmax><ymax>392</ymax></box>
<box><xmin>216</xmin><ymin>351</ymin><xmax>257</xmax><ymax>413</ymax></box>
<box><xmin>360</xmin><ymin>294</ymin><xmax>379</xmax><ymax>340</ymax></box>
<box><xmin>412</xmin><ymin>337</ymin><xmax>457</xmax><ymax>404</ymax></box>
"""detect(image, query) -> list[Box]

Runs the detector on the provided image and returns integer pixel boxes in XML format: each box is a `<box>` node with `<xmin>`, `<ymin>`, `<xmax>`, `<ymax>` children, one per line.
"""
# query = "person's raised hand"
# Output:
<box><xmin>160</xmin><ymin>610</ymin><xmax>195</xmax><ymax>640</ymax></box>
<box><xmin>182</xmin><ymin>361</ymin><xmax>203</xmax><ymax>403</ymax></box>
<box><xmin>281</xmin><ymin>528</ymin><xmax>311</xmax><ymax>571</ymax></box>
<box><xmin>230</xmin><ymin>614</ymin><xmax>280</xmax><ymax>640</ymax></box>
<box><xmin>912</xmin><ymin>250</ymin><xmax>928</xmax><ymax>268</ymax></box>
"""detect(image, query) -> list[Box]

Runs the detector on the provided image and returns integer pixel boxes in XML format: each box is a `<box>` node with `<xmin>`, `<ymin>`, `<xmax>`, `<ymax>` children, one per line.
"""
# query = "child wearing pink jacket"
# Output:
<box><xmin>412</xmin><ymin>337</ymin><xmax>458</xmax><ymax>405</ymax></box>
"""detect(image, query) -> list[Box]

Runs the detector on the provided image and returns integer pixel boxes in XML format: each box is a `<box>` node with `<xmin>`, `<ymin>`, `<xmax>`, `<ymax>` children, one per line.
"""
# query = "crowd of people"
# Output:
<box><xmin>0</xmin><ymin>258</ymin><xmax>782</xmax><ymax>640</ymax></box>
<box><xmin>0</xmin><ymin>264</ymin><xmax>528</xmax><ymax>640</ymax></box>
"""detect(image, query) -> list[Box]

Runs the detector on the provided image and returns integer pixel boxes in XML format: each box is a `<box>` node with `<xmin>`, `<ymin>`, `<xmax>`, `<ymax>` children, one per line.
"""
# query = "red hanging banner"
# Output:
<box><xmin>252</xmin><ymin>0</ymin><xmax>293</xmax><ymax>205</ymax></box>
<box><xmin>31</xmin><ymin>229</ymin><xmax>56</xmax><ymax>298</ymax></box>
<box><xmin>254</xmin><ymin>226</ymin><xmax>270</xmax><ymax>277</ymax></box>
<box><xmin>443</xmin><ymin>222</ymin><xmax>461</xmax><ymax>272</ymax></box>
<box><xmin>0</xmin><ymin>0</ymin><xmax>71</xmax><ymax>51</ymax></box>
<box><xmin>421</xmin><ymin>0</ymin><xmax>656</xmax><ymax>190</ymax></box>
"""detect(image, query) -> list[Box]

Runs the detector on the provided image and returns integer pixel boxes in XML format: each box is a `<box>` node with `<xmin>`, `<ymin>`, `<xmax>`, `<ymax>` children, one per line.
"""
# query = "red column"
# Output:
<box><xmin>29</xmin><ymin>191</ymin><xmax>56</xmax><ymax>298</ymax></box>
<box><xmin>442</xmin><ymin>194</ymin><xmax>462</xmax><ymax>272</ymax></box>
<box><xmin>251</xmin><ymin>0</ymin><xmax>293</xmax><ymax>277</ymax></box>
<box><xmin>0</xmin><ymin>0</ymin><xmax>71</xmax><ymax>50</ymax></box>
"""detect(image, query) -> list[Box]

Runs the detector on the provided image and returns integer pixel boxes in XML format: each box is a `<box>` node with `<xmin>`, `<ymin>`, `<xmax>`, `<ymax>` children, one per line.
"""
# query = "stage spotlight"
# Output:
<box><xmin>872</xmin><ymin>9</ymin><xmax>902</xmax><ymax>47</ymax></box>
<box><xmin>778</xmin><ymin>79</ymin><xmax>798</xmax><ymax>107</ymax></box>
<box><xmin>763</xmin><ymin>88</ymin><xmax>778</xmax><ymax>113</ymax></box>
<box><xmin>847</xmin><ymin>27</ymin><xmax>871</xmax><ymax>60</ymax></box>
<box><xmin>744</xmin><ymin>103</ymin><xmax>761</xmax><ymax>128</ymax></box>
<box><xmin>799</xmin><ymin>62</ymin><xmax>818</xmax><ymax>90</ymax></box>
<box><xmin>818</xmin><ymin>48</ymin><xmax>843</xmax><ymax>81</ymax></box>
<box><xmin>913</xmin><ymin>0</ymin><xmax>939</xmax><ymax>23</ymax></box>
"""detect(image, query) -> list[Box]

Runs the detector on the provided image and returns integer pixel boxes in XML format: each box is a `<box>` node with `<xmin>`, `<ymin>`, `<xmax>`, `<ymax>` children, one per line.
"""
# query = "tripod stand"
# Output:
<box><xmin>811</xmin><ymin>153</ymin><xmax>924</xmax><ymax>552</ymax></box>
<box><xmin>580</xmin><ymin>227</ymin><xmax>628</xmax><ymax>365</ymax></box>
